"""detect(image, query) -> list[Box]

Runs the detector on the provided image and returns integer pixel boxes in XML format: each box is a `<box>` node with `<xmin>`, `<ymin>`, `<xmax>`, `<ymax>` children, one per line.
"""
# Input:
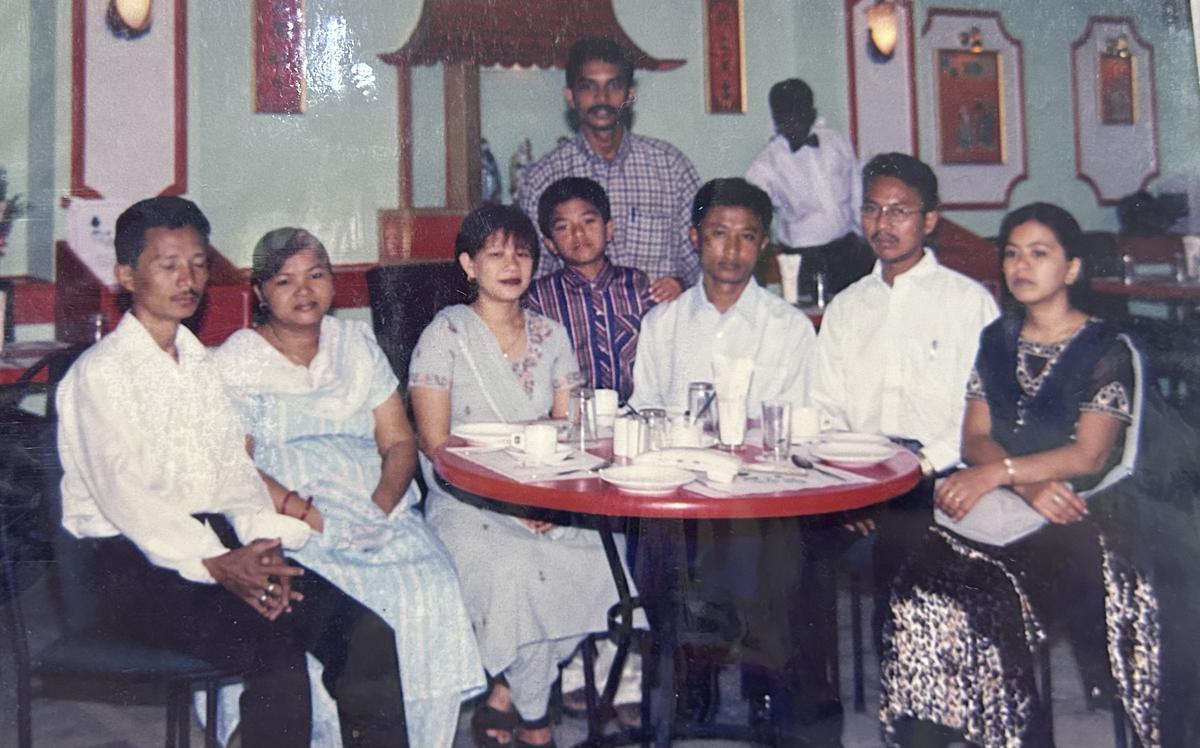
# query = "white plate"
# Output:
<box><xmin>810</xmin><ymin>441</ymin><xmax>896</xmax><ymax>466</ymax></box>
<box><xmin>504</xmin><ymin>445</ymin><xmax>573</xmax><ymax>465</ymax></box>
<box><xmin>451</xmin><ymin>422</ymin><xmax>523</xmax><ymax>447</ymax></box>
<box><xmin>817</xmin><ymin>431</ymin><xmax>892</xmax><ymax>446</ymax></box>
<box><xmin>599</xmin><ymin>465</ymin><xmax>696</xmax><ymax>495</ymax></box>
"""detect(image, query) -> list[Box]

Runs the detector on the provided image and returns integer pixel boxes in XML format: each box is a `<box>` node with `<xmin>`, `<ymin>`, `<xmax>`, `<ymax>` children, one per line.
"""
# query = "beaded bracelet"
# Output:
<box><xmin>1003</xmin><ymin>457</ymin><xmax>1016</xmax><ymax>485</ymax></box>
<box><xmin>298</xmin><ymin>495</ymin><xmax>315</xmax><ymax>522</ymax></box>
<box><xmin>280</xmin><ymin>490</ymin><xmax>299</xmax><ymax>515</ymax></box>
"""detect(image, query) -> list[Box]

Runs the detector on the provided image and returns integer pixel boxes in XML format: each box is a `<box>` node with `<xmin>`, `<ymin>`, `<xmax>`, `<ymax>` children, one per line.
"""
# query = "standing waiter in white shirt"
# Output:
<box><xmin>745</xmin><ymin>79</ymin><xmax>873</xmax><ymax>305</ymax></box>
<box><xmin>808</xmin><ymin>153</ymin><xmax>999</xmax><ymax>648</ymax></box>
<box><xmin>56</xmin><ymin>196</ymin><xmax>408</xmax><ymax>747</ymax></box>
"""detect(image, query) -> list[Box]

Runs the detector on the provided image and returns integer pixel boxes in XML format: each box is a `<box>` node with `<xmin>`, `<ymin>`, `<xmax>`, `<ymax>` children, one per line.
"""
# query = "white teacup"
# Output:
<box><xmin>791</xmin><ymin>405</ymin><xmax>821</xmax><ymax>441</ymax></box>
<box><xmin>509</xmin><ymin>424</ymin><xmax>558</xmax><ymax>460</ymax></box>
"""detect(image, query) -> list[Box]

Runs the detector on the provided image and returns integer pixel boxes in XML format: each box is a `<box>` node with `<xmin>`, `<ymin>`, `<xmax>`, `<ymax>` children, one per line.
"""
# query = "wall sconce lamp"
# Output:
<box><xmin>1105</xmin><ymin>34</ymin><xmax>1132</xmax><ymax>58</ymax></box>
<box><xmin>866</xmin><ymin>1</ymin><xmax>899</xmax><ymax>62</ymax></box>
<box><xmin>106</xmin><ymin>0</ymin><xmax>152</xmax><ymax>39</ymax></box>
<box><xmin>959</xmin><ymin>26</ymin><xmax>984</xmax><ymax>54</ymax></box>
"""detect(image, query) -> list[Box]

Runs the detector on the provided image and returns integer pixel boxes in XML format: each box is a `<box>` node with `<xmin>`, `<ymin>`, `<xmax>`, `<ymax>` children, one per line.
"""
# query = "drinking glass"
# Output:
<box><xmin>716</xmin><ymin>394</ymin><xmax>747</xmax><ymax>450</ymax></box>
<box><xmin>687</xmin><ymin>381</ymin><xmax>717</xmax><ymax>436</ymax></box>
<box><xmin>567</xmin><ymin>387</ymin><xmax>597</xmax><ymax>447</ymax></box>
<box><xmin>761</xmin><ymin>400</ymin><xmax>792</xmax><ymax>462</ymax></box>
<box><xmin>640</xmin><ymin>408</ymin><xmax>669</xmax><ymax>452</ymax></box>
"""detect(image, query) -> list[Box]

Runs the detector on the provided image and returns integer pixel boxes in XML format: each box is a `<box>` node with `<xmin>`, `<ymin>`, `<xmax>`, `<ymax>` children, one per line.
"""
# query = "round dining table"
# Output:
<box><xmin>434</xmin><ymin>439</ymin><xmax>921</xmax><ymax>747</ymax></box>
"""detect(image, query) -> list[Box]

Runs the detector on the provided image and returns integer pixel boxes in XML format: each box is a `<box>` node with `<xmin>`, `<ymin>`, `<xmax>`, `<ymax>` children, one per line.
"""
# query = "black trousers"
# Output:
<box><xmin>780</xmin><ymin>233</ymin><xmax>875</xmax><ymax>302</ymax></box>
<box><xmin>86</xmin><ymin>523</ymin><xmax>407</xmax><ymax>748</ymax></box>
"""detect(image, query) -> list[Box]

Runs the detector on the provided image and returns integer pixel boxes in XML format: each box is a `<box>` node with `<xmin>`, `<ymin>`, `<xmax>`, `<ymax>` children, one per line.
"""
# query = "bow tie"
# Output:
<box><xmin>790</xmin><ymin>133</ymin><xmax>819</xmax><ymax>151</ymax></box>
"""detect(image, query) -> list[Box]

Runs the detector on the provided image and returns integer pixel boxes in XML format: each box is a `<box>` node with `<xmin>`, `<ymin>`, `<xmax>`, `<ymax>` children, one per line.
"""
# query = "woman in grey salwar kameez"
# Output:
<box><xmin>409</xmin><ymin>204</ymin><xmax>634</xmax><ymax>748</ymax></box>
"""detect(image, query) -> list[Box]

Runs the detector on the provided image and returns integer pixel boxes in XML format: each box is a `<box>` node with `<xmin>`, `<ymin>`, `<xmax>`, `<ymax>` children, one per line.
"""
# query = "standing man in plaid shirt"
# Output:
<box><xmin>518</xmin><ymin>37</ymin><xmax>702</xmax><ymax>303</ymax></box>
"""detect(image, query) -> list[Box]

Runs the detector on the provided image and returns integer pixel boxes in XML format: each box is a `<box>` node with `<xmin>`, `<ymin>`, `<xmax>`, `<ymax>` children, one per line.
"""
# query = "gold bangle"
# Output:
<box><xmin>1003</xmin><ymin>457</ymin><xmax>1016</xmax><ymax>485</ymax></box>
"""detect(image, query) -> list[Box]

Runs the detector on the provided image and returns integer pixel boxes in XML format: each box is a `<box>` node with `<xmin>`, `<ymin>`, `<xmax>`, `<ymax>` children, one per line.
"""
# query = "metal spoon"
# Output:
<box><xmin>791</xmin><ymin>454</ymin><xmax>847</xmax><ymax>482</ymax></box>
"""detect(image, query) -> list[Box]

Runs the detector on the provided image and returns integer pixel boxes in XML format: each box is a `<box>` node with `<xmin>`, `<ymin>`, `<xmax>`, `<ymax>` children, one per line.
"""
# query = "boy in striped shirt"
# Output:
<box><xmin>525</xmin><ymin>176</ymin><xmax>656</xmax><ymax>403</ymax></box>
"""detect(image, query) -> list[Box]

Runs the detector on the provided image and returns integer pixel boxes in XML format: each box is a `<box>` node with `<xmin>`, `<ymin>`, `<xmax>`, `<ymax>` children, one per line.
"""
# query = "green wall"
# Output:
<box><xmin>2</xmin><ymin>0</ymin><xmax>1198</xmax><ymax>278</ymax></box>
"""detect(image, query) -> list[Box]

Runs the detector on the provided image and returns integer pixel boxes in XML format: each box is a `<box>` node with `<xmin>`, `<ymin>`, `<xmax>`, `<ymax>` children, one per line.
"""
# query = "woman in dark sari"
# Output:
<box><xmin>880</xmin><ymin>203</ymin><xmax>1200</xmax><ymax>747</ymax></box>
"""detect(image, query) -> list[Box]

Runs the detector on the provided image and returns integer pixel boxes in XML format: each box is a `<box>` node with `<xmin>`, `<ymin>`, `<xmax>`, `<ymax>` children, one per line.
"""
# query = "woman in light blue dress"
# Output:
<box><xmin>213</xmin><ymin>227</ymin><xmax>485</xmax><ymax>747</ymax></box>
<box><xmin>409</xmin><ymin>205</ymin><xmax>634</xmax><ymax>748</ymax></box>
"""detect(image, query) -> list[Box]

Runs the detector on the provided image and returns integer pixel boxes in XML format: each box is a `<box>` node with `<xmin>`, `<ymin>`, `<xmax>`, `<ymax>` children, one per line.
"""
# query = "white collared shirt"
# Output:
<box><xmin>630</xmin><ymin>278</ymin><xmax>816</xmax><ymax>413</ymax></box>
<box><xmin>57</xmin><ymin>312</ymin><xmax>310</xmax><ymax>583</ymax></box>
<box><xmin>809</xmin><ymin>250</ymin><xmax>999</xmax><ymax>471</ymax></box>
<box><xmin>744</xmin><ymin>119</ymin><xmax>862</xmax><ymax>248</ymax></box>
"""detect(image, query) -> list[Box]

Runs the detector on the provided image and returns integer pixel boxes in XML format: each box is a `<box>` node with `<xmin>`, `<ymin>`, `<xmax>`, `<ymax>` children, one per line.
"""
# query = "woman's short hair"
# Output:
<box><xmin>454</xmin><ymin>204</ymin><xmax>541</xmax><ymax>275</ymax></box>
<box><xmin>250</xmin><ymin>227</ymin><xmax>332</xmax><ymax>322</ymax></box>
<box><xmin>997</xmin><ymin>202</ymin><xmax>1090</xmax><ymax>308</ymax></box>
<box><xmin>998</xmin><ymin>202</ymin><xmax>1083</xmax><ymax>260</ymax></box>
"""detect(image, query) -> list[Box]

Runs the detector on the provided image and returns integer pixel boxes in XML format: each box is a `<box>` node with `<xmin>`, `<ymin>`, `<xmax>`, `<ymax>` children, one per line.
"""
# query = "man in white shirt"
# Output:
<box><xmin>809</xmin><ymin>153</ymin><xmax>999</xmax><ymax>647</ymax></box>
<box><xmin>630</xmin><ymin>178</ymin><xmax>819</xmax><ymax>741</ymax></box>
<box><xmin>56</xmin><ymin>196</ymin><xmax>408</xmax><ymax>747</ymax></box>
<box><xmin>745</xmin><ymin>79</ymin><xmax>873</xmax><ymax>305</ymax></box>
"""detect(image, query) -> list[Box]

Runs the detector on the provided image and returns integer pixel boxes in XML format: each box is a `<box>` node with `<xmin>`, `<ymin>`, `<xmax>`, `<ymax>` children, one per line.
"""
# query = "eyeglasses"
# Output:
<box><xmin>860</xmin><ymin>203</ymin><xmax>924</xmax><ymax>221</ymax></box>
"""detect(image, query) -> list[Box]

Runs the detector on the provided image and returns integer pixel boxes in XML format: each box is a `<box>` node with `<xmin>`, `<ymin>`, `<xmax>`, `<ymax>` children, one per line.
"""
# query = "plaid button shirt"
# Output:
<box><xmin>518</xmin><ymin>132</ymin><xmax>702</xmax><ymax>286</ymax></box>
<box><xmin>523</xmin><ymin>259</ymin><xmax>656</xmax><ymax>403</ymax></box>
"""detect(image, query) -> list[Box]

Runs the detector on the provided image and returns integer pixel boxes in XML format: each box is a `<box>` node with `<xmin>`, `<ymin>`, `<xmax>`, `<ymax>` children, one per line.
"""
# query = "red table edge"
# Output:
<box><xmin>433</xmin><ymin>441</ymin><xmax>922</xmax><ymax>520</ymax></box>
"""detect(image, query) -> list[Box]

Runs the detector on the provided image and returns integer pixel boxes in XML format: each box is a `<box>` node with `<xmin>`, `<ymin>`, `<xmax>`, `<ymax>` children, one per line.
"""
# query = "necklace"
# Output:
<box><xmin>498</xmin><ymin>323</ymin><xmax>525</xmax><ymax>360</ymax></box>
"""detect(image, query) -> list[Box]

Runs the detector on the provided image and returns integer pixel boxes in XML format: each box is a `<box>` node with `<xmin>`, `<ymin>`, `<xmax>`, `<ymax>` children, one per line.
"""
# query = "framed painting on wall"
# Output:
<box><xmin>254</xmin><ymin>0</ymin><xmax>306</xmax><ymax>114</ymax></box>
<box><xmin>917</xmin><ymin>9</ymin><xmax>1027</xmax><ymax>209</ymax></box>
<box><xmin>937</xmin><ymin>50</ymin><xmax>1003</xmax><ymax>164</ymax></box>
<box><xmin>1099</xmin><ymin>54</ymin><xmax>1134</xmax><ymax>124</ymax></box>
<box><xmin>704</xmin><ymin>0</ymin><xmax>746</xmax><ymax>113</ymax></box>
<box><xmin>1070</xmin><ymin>16</ymin><xmax>1158</xmax><ymax>204</ymax></box>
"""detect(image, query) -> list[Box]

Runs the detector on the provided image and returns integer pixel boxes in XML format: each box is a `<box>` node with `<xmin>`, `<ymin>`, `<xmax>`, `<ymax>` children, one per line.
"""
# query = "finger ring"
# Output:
<box><xmin>1052</xmin><ymin>494</ymin><xmax>1064</xmax><ymax>505</ymax></box>
<box><xmin>266</xmin><ymin>583</ymin><xmax>276</xmax><ymax>595</ymax></box>
<box><xmin>258</xmin><ymin>593</ymin><xmax>268</xmax><ymax>605</ymax></box>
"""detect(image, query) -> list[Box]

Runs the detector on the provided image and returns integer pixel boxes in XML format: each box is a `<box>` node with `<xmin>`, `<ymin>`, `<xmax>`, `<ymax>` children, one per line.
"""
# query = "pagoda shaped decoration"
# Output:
<box><xmin>376</xmin><ymin>0</ymin><xmax>685</xmax><ymax>263</ymax></box>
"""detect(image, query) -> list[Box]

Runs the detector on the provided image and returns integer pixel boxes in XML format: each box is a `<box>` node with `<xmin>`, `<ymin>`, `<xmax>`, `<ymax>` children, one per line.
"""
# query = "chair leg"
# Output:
<box><xmin>205</xmin><ymin>682</ymin><xmax>220</xmax><ymax>748</ymax></box>
<box><xmin>1112</xmin><ymin>697</ymin><xmax>1129</xmax><ymax>748</ymax></box>
<box><xmin>849</xmin><ymin>570</ymin><xmax>865</xmax><ymax>713</ymax></box>
<box><xmin>1038</xmin><ymin>645</ymin><xmax>1054</xmax><ymax>745</ymax></box>
<box><xmin>165</xmin><ymin>684</ymin><xmax>178</xmax><ymax>748</ymax></box>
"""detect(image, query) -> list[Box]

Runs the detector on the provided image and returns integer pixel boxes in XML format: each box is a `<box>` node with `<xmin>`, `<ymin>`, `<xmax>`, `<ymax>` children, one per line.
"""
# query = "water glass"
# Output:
<box><xmin>716</xmin><ymin>395</ymin><xmax>747</xmax><ymax>450</ymax></box>
<box><xmin>640</xmin><ymin>408</ymin><xmax>669</xmax><ymax>452</ymax></box>
<box><xmin>761</xmin><ymin>400</ymin><xmax>792</xmax><ymax>461</ymax></box>
<box><xmin>687</xmin><ymin>381</ymin><xmax>717</xmax><ymax>435</ymax></box>
<box><xmin>567</xmin><ymin>387</ymin><xmax>597</xmax><ymax>447</ymax></box>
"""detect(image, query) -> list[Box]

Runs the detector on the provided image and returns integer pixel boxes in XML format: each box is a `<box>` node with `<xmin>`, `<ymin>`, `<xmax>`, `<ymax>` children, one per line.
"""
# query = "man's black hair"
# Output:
<box><xmin>114</xmin><ymin>196</ymin><xmax>211</xmax><ymax>267</ymax></box>
<box><xmin>861</xmin><ymin>153</ymin><xmax>939</xmax><ymax>212</ymax></box>
<box><xmin>690</xmin><ymin>178</ymin><xmax>773</xmax><ymax>235</ymax></box>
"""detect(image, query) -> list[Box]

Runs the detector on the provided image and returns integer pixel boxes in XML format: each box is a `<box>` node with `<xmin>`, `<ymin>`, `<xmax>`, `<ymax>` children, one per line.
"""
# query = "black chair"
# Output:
<box><xmin>0</xmin><ymin>345</ymin><xmax>242</xmax><ymax>748</ymax></box>
<box><xmin>365</xmin><ymin>261</ymin><xmax>471</xmax><ymax>386</ymax></box>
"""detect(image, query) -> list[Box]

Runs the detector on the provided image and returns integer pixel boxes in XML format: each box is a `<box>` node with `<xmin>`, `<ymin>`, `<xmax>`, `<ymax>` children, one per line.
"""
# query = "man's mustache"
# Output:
<box><xmin>586</xmin><ymin>104</ymin><xmax>625</xmax><ymax>118</ymax></box>
<box><xmin>870</xmin><ymin>231</ymin><xmax>896</xmax><ymax>244</ymax></box>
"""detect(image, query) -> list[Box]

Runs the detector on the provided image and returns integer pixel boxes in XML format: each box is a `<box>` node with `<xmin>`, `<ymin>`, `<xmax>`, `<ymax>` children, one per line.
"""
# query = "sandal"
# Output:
<box><xmin>471</xmin><ymin>702</ymin><xmax>518</xmax><ymax>748</ymax></box>
<box><xmin>514</xmin><ymin>714</ymin><xmax>556</xmax><ymax>748</ymax></box>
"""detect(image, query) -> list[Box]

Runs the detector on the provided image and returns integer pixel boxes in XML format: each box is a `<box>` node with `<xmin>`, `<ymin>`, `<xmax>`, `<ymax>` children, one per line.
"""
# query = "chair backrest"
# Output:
<box><xmin>1117</xmin><ymin>234</ymin><xmax>1182</xmax><ymax>264</ymax></box>
<box><xmin>928</xmin><ymin>218</ymin><xmax>1002</xmax><ymax>303</ymax></box>
<box><xmin>366</xmin><ymin>262</ymin><xmax>471</xmax><ymax>386</ymax></box>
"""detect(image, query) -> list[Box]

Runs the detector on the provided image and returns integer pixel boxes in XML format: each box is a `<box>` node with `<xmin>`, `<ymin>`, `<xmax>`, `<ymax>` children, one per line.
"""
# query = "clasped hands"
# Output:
<box><xmin>202</xmin><ymin>538</ymin><xmax>305</xmax><ymax>620</ymax></box>
<box><xmin>935</xmin><ymin>462</ymin><xmax>1088</xmax><ymax>525</ymax></box>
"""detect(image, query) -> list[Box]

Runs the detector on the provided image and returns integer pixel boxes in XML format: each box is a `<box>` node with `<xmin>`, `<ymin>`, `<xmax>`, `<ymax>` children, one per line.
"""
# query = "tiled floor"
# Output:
<box><xmin>1</xmin><ymin>573</ymin><xmax>1122</xmax><ymax>747</ymax></box>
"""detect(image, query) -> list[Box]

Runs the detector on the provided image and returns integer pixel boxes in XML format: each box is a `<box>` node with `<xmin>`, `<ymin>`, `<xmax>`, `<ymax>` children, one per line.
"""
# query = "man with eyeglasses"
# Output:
<box><xmin>745</xmin><ymin>79</ymin><xmax>873</xmax><ymax>305</ymax></box>
<box><xmin>807</xmin><ymin>152</ymin><xmax>998</xmax><ymax>652</ymax></box>
<box><xmin>518</xmin><ymin>37</ymin><xmax>702</xmax><ymax>303</ymax></box>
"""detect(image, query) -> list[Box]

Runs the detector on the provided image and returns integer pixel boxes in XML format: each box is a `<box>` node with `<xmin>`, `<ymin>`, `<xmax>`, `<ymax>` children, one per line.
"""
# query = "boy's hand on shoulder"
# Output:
<box><xmin>649</xmin><ymin>276</ymin><xmax>684</xmax><ymax>303</ymax></box>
